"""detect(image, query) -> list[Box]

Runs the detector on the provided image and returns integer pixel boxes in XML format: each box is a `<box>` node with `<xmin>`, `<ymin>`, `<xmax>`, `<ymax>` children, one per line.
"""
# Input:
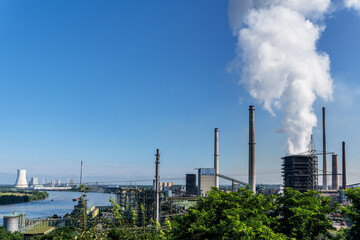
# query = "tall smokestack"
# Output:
<box><xmin>214</xmin><ymin>128</ymin><xmax>219</xmax><ymax>188</ymax></box>
<box><xmin>249</xmin><ymin>105</ymin><xmax>255</xmax><ymax>193</ymax></box>
<box><xmin>322</xmin><ymin>107</ymin><xmax>327</xmax><ymax>190</ymax></box>
<box><xmin>154</xmin><ymin>149</ymin><xmax>160</xmax><ymax>223</ymax></box>
<box><xmin>332</xmin><ymin>154</ymin><xmax>338</xmax><ymax>190</ymax></box>
<box><xmin>80</xmin><ymin>160</ymin><xmax>83</xmax><ymax>186</ymax></box>
<box><xmin>342</xmin><ymin>142</ymin><xmax>347</xmax><ymax>189</ymax></box>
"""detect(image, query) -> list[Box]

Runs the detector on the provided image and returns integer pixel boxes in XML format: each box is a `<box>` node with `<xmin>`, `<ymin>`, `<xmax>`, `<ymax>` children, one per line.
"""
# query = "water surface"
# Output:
<box><xmin>0</xmin><ymin>191</ymin><xmax>115</xmax><ymax>225</ymax></box>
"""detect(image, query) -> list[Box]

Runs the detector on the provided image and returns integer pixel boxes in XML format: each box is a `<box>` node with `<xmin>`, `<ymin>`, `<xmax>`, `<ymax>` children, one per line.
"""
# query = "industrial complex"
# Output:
<box><xmin>2</xmin><ymin>104</ymin><xmax>352</xmax><ymax>237</ymax></box>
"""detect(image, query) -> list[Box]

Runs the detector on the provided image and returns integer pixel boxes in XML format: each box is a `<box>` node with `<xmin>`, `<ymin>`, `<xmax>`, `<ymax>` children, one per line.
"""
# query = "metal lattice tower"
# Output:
<box><xmin>282</xmin><ymin>150</ymin><xmax>318</xmax><ymax>192</ymax></box>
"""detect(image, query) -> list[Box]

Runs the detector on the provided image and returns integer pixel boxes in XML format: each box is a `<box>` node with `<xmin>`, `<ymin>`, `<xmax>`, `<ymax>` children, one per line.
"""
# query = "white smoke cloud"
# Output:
<box><xmin>344</xmin><ymin>0</ymin><xmax>360</xmax><ymax>12</ymax></box>
<box><xmin>228</xmin><ymin>0</ymin><xmax>333</xmax><ymax>154</ymax></box>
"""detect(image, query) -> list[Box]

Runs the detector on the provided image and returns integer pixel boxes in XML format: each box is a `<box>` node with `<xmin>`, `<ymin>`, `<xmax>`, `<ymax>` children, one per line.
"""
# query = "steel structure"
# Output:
<box><xmin>116</xmin><ymin>187</ymin><xmax>154</xmax><ymax>223</ymax></box>
<box><xmin>282</xmin><ymin>154</ymin><xmax>318</xmax><ymax>192</ymax></box>
<box><xmin>185</xmin><ymin>174</ymin><xmax>196</xmax><ymax>196</ymax></box>
<box><xmin>216</xmin><ymin>173</ymin><xmax>249</xmax><ymax>191</ymax></box>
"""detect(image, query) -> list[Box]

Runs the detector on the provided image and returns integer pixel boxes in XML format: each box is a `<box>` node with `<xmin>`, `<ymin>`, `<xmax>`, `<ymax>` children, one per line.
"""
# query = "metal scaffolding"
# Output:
<box><xmin>282</xmin><ymin>154</ymin><xmax>318</xmax><ymax>192</ymax></box>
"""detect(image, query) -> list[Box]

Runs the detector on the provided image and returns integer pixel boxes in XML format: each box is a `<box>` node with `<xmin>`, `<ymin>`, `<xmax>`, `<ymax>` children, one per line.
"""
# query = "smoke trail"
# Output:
<box><xmin>228</xmin><ymin>0</ymin><xmax>333</xmax><ymax>154</ymax></box>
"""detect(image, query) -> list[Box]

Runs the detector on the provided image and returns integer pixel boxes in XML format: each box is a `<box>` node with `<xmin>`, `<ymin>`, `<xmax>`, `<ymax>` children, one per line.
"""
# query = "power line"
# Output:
<box><xmin>73</xmin><ymin>177</ymin><xmax>185</xmax><ymax>185</ymax></box>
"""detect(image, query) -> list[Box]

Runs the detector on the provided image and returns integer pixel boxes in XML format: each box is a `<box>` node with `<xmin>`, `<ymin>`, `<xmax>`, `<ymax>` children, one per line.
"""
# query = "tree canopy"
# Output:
<box><xmin>171</xmin><ymin>188</ymin><xmax>335</xmax><ymax>240</ymax></box>
<box><xmin>341</xmin><ymin>188</ymin><xmax>360</xmax><ymax>239</ymax></box>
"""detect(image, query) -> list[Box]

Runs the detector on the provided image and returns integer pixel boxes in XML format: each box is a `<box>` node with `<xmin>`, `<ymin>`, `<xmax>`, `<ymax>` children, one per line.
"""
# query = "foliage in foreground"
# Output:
<box><xmin>338</xmin><ymin>188</ymin><xmax>360</xmax><ymax>239</ymax></box>
<box><xmin>172</xmin><ymin>188</ymin><xmax>335</xmax><ymax>240</ymax></box>
<box><xmin>21</xmin><ymin>187</ymin><xmax>360</xmax><ymax>239</ymax></box>
<box><xmin>172</xmin><ymin>188</ymin><xmax>284</xmax><ymax>239</ymax></box>
<box><xmin>271</xmin><ymin>189</ymin><xmax>335</xmax><ymax>239</ymax></box>
<box><xmin>0</xmin><ymin>226</ymin><xmax>23</xmax><ymax>240</ymax></box>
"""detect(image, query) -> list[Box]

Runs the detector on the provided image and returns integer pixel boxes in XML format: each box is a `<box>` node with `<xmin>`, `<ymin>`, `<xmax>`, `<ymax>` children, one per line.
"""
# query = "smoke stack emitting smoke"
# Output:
<box><xmin>229</xmin><ymin>0</ymin><xmax>335</xmax><ymax>154</ymax></box>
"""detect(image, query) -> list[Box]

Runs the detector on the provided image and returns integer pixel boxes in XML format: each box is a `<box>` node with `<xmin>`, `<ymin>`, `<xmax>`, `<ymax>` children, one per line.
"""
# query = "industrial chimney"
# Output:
<box><xmin>249</xmin><ymin>105</ymin><xmax>255</xmax><ymax>193</ymax></box>
<box><xmin>342</xmin><ymin>141</ymin><xmax>347</xmax><ymax>189</ymax></box>
<box><xmin>322</xmin><ymin>107</ymin><xmax>328</xmax><ymax>190</ymax></box>
<box><xmin>154</xmin><ymin>149</ymin><xmax>160</xmax><ymax>223</ymax></box>
<box><xmin>14</xmin><ymin>169</ymin><xmax>28</xmax><ymax>188</ymax></box>
<box><xmin>332</xmin><ymin>154</ymin><xmax>338</xmax><ymax>190</ymax></box>
<box><xmin>80</xmin><ymin>160</ymin><xmax>83</xmax><ymax>186</ymax></box>
<box><xmin>214</xmin><ymin>128</ymin><xmax>219</xmax><ymax>188</ymax></box>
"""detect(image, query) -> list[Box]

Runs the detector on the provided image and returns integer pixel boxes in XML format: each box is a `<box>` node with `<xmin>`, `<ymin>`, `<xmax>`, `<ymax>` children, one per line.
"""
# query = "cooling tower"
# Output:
<box><xmin>14</xmin><ymin>169</ymin><xmax>28</xmax><ymax>188</ymax></box>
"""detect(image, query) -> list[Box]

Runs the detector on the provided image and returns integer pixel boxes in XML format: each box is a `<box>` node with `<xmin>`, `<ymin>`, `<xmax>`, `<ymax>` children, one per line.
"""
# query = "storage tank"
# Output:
<box><xmin>3</xmin><ymin>215</ymin><xmax>19</xmax><ymax>232</ymax></box>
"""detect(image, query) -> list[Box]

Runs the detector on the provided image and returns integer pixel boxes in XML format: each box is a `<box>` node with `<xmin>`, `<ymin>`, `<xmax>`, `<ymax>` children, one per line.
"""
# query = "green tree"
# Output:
<box><xmin>171</xmin><ymin>188</ymin><xmax>285</xmax><ymax>240</ymax></box>
<box><xmin>0</xmin><ymin>227</ymin><xmax>23</xmax><ymax>240</ymax></box>
<box><xmin>341</xmin><ymin>188</ymin><xmax>360</xmax><ymax>239</ymax></box>
<box><xmin>28</xmin><ymin>227</ymin><xmax>75</xmax><ymax>240</ymax></box>
<box><xmin>271</xmin><ymin>188</ymin><xmax>336</xmax><ymax>239</ymax></box>
<box><xmin>106</xmin><ymin>197</ymin><xmax>171</xmax><ymax>240</ymax></box>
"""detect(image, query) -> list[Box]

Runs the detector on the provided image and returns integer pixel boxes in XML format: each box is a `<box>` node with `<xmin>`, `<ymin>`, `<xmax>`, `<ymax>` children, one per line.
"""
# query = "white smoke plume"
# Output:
<box><xmin>228</xmin><ymin>0</ymin><xmax>333</xmax><ymax>154</ymax></box>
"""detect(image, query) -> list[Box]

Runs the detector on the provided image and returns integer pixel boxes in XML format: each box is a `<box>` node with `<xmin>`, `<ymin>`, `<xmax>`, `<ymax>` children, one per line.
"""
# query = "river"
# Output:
<box><xmin>0</xmin><ymin>191</ymin><xmax>116</xmax><ymax>225</ymax></box>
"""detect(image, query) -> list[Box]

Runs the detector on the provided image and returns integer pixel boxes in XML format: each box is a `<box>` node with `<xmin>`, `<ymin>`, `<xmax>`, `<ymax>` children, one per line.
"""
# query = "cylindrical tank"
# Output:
<box><xmin>4</xmin><ymin>216</ymin><xmax>19</xmax><ymax>232</ymax></box>
<box><xmin>14</xmin><ymin>169</ymin><xmax>28</xmax><ymax>188</ymax></box>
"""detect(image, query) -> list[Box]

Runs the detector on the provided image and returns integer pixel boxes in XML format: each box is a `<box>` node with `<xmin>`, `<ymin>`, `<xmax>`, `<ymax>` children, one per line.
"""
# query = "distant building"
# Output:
<box><xmin>160</xmin><ymin>182</ymin><xmax>174</xmax><ymax>191</ymax></box>
<box><xmin>67</xmin><ymin>178</ymin><xmax>74</xmax><ymax>186</ymax></box>
<box><xmin>198</xmin><ymin>168</ymin><xmax>215</xmax><ymax>197</ymax></box>
<box><xmin>14</xmin><ymin>169</ymin><xmax>28</xmax><ymax>189</ymax></box>
<box><xmin>56</xmin><ymin>179</ymin><xmax>61</xmax><ymax>186</ymax></box>
<box><xmin>29</xmin><ymin>177</ymin><xmax>39</xmax><ymax>186</ymax></box>
<box><xmin>186</xmin><ymin>174</ymin><xmax>196</xmax><ymax>196</ymax></box>
<box><xmin>169</xmin><ymin>185</ymin><xmax>185</xmax><ymax>195</ymax></box>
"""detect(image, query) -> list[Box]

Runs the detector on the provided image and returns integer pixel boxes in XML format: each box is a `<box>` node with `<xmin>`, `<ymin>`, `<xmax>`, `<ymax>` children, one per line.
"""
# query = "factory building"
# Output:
<box><xmin>186</xmin><ymin>174</ymin><xmax>197</xmax><ymax>196</ymax></box>
<box><xmin>282</xmin><ymin>154</ymin><xmax>318</xmax><ymax>192</ymax></box>
<box><xmin>160</xmin><ymin>182</ymin><xmax>174</xmax><ymax>191</ymax></box>
<box><xmin>115</xmin><ymin>187</ymin><xmax>154</xmax><ymax>223</ymax></box>
<box><xmin>198</xmin><ymin>168</ymin><xmax>215</xmax><ymax>197</ymax></box>
<box><xmin>29</xmin><ymin>177</ymin><xmax>39</xmax><ymax>187</ymax></box>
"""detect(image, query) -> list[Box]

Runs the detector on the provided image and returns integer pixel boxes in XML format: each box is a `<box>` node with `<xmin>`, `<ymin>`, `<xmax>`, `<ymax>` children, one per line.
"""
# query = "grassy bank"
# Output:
<box><xmin>0</xmin><ymin>191</ymin><xmax>48</xmax><ymax>205</ymax></box>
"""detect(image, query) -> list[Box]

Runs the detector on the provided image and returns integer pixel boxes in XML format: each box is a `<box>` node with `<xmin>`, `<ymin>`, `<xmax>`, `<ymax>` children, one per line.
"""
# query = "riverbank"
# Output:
<box><xmin>0</xmin><ymin>191</ymin><xmax>115</xmax><ymax>226</ymax></box>
<box><xmin>0</xmin><ymin>191</ymin><xmax>48</xmax><ymax>205</ymax></box>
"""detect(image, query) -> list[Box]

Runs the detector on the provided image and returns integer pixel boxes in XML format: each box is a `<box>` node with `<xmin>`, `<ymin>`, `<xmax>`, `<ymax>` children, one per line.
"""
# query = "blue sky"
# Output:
<box><xmin>0</xmin><ymin>1</ymin><xmax>360</xmax><ymax>186</ymax></box>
